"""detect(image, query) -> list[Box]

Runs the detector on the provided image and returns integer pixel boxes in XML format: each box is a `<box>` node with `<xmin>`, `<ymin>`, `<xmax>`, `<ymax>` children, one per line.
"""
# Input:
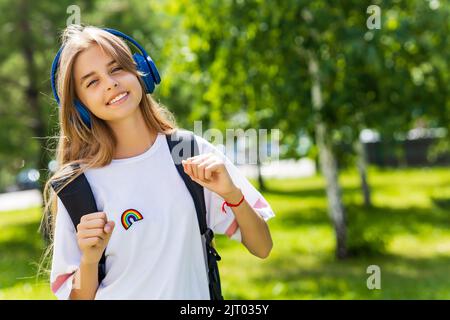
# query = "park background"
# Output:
<box><xmin>0</xmin><ymin>0</ymin><xmax>449</xmax><ymax>299</ymax></box>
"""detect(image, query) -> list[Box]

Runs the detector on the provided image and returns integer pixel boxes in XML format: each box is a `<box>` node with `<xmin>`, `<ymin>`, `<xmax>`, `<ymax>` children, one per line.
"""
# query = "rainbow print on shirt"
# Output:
<box><xmin>121</xmin><ymin>209</ymin><xmax>144</xmax><ymax>230</ymax></box>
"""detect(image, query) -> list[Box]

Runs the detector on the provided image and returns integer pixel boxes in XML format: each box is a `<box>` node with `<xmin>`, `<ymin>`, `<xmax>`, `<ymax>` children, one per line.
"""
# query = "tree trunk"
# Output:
<box><xmin>308</xmin><ymin>52</ymin><xmax>347</xmax><ymax>260</ymax></box>
<box><xmin>19</xmin><ymin>0</ymin><xmax>48</xmax><ymax>193</ymax></box>
<box><xmin>256</xmin><ymin>146</ymin><xmax>267</xmax><ymax>191</ymax></box>
<box><xmin>256</xmin><ymin>158</ymin><xmax>266</xmax><ymax>191</ymax></box>
<box><xmin>18</xmin><ymin>0</ymin><xmax>49</xmax><ymax>243</ymax></box>
<box><xmin>355</xmin><ymin>138</ymin><xmax>372</xmax><ymax>207</ymax></box>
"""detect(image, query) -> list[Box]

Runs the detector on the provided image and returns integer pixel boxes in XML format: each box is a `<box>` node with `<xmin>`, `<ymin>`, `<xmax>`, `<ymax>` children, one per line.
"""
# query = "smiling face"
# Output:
<box><xmin>73</xmin><ymin>44</ymin><xmax>143</xmax><ymax>123</ymax></box>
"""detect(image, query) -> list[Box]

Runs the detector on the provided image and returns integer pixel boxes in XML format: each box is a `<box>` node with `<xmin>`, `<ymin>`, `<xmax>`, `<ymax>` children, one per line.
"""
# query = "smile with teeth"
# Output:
<box><xmin>107</xmin><ymin>92</ymin><xmax>129</xmax><ymax>105</ymax></box>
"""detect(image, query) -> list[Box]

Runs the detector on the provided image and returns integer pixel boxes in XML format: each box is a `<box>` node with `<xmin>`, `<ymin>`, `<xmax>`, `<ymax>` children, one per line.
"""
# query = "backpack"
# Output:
<box><xmin>50</xmin><ymin>130</ymin><xmax>224</xmax><ymax>300</ymax></box>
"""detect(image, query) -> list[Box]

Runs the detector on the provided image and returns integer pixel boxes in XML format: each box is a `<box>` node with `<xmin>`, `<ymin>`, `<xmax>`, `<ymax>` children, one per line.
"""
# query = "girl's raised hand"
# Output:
<box><xmin>181</xmin><ymin>152</ymin><xmax>238</xmax><ymax>199</ymax></box>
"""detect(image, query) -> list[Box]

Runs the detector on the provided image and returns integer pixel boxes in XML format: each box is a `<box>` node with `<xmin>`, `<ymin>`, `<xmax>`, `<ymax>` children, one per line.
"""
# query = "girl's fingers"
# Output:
<box><xmin>184</xmin><ymin>154</ymin><xmax>216</xmax><ymax>180</ymax></box>
<box><xmin>187</xmin><ymin>153</ymin><xmax>211</xmax><ymax>163</ymax></box>
<box><xmin>80</xmin><ymin>237</ymin><xmax>103</xmax><ymax>247</ymax></box>
<box><xmin>78</xmin><ymin>218</ymin><xmax>107</xmax><ymax>231</ymax></box>
<box><xmin>191</xmin><ymin>160</ymin><xmax>199</xmax><ymax>179</ymax></box>
<box><xmin>199</xmin><ymin>158</ymin><xmax>216</xmax><ymax>181</ymax></box>
<box><xmin>183</xmin><ymin>161</ymin><xmax>193</xmax><ymax>177</ymax></box>
<box><xmin>204</xmin><ymin>161</ymin><xmax>220</xmax><ymax>180</ymax></box>
<box><xmin>104</xmin><ymin>221</ymin><xmax>115</xmax><ymax>234</ymax></box>
<box><xmin>80</xmin><ymin>212</ymin><xmax>107</xmax><ymax>223</ymax></box>
<box><xmin>196</xmin><ymin>159</ymin><xmax>209</xmax><ymax>181</ymax></box>
<box><xmin>183</xmin><ymin>160</ymin><xmax>198</xmax><ymax>179</ymax></box>
<box><xmin>78</xmin><ymin>228</ymin><xmax>106</xmax><ymax>240</ymax></box>
<box><xmin>197</xmin><ymin>163</ymin><xmax>205</xmax><ymax>181</ymax></box>
<box><xmin>205</xmin><ymin>161</ymin><xmax>221</xmax><ymax>172</ymax></box>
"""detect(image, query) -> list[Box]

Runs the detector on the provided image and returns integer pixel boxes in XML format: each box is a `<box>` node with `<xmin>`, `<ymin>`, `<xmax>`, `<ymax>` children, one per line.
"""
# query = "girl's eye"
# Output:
<box><xmin>87</xmin><ymin>79</ymin><xmax>98</xmax><ymax>88</ymax></box>
<box><xmin>112</xmin><ymin>66</ymin><xmax>123</xmax><ymax>73</ymax></box>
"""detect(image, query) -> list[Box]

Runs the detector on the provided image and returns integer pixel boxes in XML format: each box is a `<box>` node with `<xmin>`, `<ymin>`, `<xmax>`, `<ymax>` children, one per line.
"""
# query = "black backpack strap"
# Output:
<box><xmin>165</xmin><ymin>129</ymin><xmax>224</xmax><ymax>300</ymax></box>
<box><xmin>50</xmin><ymin>165</ymin><xmax>107</xmax><ymax>284</ymax></box>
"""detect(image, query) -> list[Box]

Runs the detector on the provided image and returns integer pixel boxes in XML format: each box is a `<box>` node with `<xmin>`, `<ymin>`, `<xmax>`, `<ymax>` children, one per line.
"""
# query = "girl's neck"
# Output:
<box><xmin>108</xmin><ymin>108</ymin><xmax>157</xmax><ymax>160</ymax></box>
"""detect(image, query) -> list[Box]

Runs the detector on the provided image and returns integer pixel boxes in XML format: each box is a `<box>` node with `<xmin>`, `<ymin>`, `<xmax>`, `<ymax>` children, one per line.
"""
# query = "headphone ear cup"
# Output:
<box><xmin>74</xmin><ymin>100</ymin><xmax>92</xmax><ymax>128</ymax></box>
<box><xmin>133</xmin><ymin>53</ymin><xmax>155</xmax><ymax>93</ymax></box>
<box><xmin>146</xmin><ymin>57</ymin><xmax>161</xmax><ymax>84</ymax></box>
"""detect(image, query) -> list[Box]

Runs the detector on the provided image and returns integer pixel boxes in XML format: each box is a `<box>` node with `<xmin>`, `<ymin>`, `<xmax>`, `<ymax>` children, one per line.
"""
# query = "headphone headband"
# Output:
<box><xmin>103</xmin><ymin>28</ymin><xmax>161</xmax><ymax>84</ymax></box>
<box><xmin>50</xmin><ymin>47</ymin><xmax>63</xmax><ymax>105</ymax></box>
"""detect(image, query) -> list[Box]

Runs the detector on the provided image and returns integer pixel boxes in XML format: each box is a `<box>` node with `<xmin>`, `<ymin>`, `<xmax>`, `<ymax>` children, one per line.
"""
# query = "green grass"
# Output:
<box><xmin>0</xmin><ymin>206</ymin><xmax>55</xmax><ymax>299</ymax></box>
<box><xmin>1</xmin><ymin>167</ymin><xmax>449</xmax><ymax>299</ymax></box>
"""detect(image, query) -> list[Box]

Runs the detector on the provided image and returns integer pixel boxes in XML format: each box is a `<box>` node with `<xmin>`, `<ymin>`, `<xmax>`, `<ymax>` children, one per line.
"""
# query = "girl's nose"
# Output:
<box><xmin>107</xmin><ymin>78</ymin><xmax>119</xmax><ymax>91</ymax></box>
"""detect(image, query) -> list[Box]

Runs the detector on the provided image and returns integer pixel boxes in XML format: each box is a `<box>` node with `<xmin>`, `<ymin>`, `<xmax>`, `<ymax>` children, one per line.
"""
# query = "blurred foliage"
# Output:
<box><xmin>0</xmin><ymin>0</ymin><xmax>448</xmax><ymax>190</ymax></box>
<box><xmin>346</xmin><ymin>206</ymin><xmax>390</xmax><ymax>257</ymax></box>
<box><xmin>431</xmin><ymin>187</ymin><xmax>450</xmax><ymax>210</ymax></box>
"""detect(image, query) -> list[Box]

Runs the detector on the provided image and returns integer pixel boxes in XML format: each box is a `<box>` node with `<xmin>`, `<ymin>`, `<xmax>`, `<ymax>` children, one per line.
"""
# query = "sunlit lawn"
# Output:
<box><xmin>1</xmin><ymin>167</ymin><xmax>449</xmax><ymax>299</ymax></box>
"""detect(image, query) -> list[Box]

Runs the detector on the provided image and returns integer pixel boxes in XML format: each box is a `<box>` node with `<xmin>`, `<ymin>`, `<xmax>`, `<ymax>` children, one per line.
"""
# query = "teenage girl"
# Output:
<box><xmin>43</xmin><ymin>25</ymin><xmax>274</xmax><ymax>300</ymax></box>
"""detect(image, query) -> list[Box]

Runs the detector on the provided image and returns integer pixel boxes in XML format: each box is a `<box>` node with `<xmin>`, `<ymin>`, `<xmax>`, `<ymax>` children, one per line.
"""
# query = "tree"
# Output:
<box><xmin>162</xmin><ymin>0</ymin><xmax>449</xmax><ymax>259</ymax></box>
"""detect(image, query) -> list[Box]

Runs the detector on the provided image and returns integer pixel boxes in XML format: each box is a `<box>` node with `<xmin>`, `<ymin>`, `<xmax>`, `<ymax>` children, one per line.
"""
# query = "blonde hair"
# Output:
<box><xmin>39</xmin><ymin>25</ymin><xmax>177</xmax><ymax>276</ymax></box>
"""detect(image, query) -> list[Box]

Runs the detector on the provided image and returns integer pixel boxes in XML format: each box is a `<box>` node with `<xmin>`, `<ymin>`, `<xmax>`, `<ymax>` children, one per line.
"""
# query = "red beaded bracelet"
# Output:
<box><xmin>221</xmin><ymin>193</ymin><xmax>245</xmax><ymax>213</ymax></box>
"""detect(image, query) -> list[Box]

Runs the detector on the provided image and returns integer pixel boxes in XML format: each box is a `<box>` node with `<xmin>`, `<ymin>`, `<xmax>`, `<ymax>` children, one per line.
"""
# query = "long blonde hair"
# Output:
<box><xmin>39</xmin><ymin>25</ymin><xmax>177</xmax><ymax>275</ymax></box>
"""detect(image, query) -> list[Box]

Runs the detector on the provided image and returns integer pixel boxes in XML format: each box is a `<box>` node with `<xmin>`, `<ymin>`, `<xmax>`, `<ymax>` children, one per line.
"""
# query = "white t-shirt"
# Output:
<box><xmin>50</xmin><ymin>131</ymin><xmax>275</xmax><ymax>300</ymax></box>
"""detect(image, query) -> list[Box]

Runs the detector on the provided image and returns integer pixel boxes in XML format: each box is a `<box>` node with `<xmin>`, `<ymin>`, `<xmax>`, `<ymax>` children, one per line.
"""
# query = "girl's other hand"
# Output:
<box><xmin>76</xmin><ymin>212</ymin><xmax>115</xmax><ymax>265</ymax></box>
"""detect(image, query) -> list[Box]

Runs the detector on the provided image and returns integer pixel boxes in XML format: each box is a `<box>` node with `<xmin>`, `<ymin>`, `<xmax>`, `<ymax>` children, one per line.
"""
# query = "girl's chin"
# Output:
<box><xmin>103</xmin><ymin>101</ymin><xmax>141</xmax><ymax>121</ymax></box>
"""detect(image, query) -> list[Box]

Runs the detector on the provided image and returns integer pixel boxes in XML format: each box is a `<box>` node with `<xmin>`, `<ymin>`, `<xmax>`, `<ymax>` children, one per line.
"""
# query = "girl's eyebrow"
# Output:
<box><xmin>80</xmin><ymin>60</ymin><xmax>117</xmax><ymax>85</ymax></box>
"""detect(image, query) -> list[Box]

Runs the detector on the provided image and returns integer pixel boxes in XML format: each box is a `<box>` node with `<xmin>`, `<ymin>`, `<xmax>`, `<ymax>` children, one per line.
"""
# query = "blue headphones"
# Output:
<box><xmin>50</xmin><ymin>28</ymin><xmax>161</xmax><ymax>128</ymax></box>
